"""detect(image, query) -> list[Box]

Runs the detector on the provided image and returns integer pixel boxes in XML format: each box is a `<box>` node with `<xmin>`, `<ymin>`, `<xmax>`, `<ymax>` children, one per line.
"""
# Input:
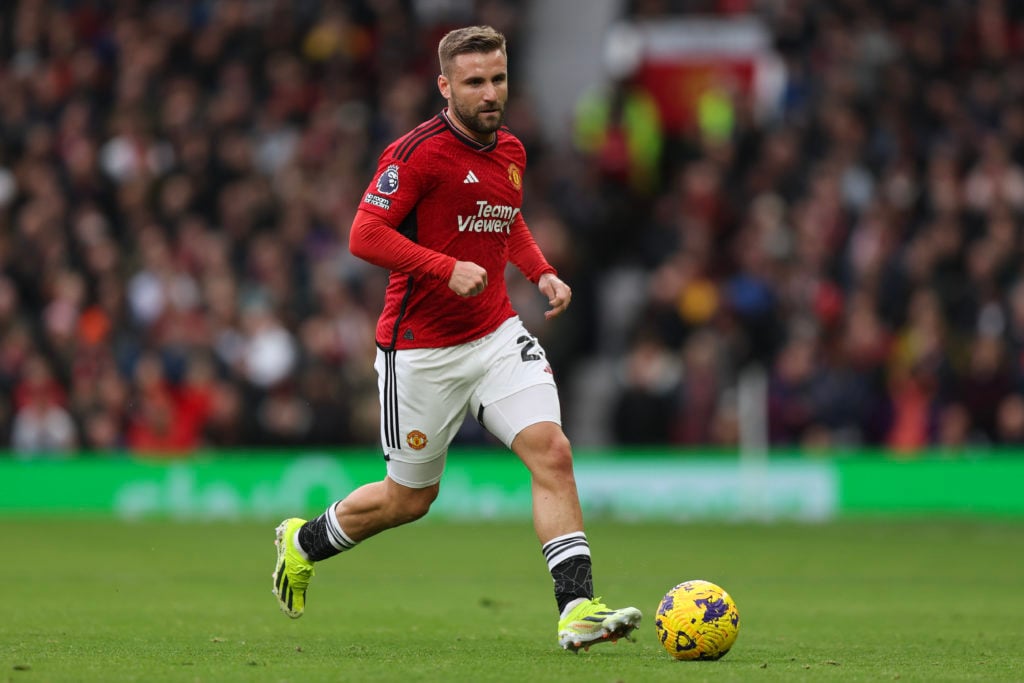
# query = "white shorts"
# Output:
<box><xmin>374</xmin><ymin>316</ymin><xmax>561</xmax><ymax>488</ymax></box>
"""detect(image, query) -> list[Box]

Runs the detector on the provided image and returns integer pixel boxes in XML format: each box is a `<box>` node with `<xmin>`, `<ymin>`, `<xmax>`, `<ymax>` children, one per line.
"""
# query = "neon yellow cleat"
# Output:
<box><xmin>272</xmin><ymin>518</ymin><xmax>314</xmax><ymax>618</ymax></box>
<box><xmin>557</xmin><ymin>598</ymin><xmax>642</xmax><ymax>652</ymax></box>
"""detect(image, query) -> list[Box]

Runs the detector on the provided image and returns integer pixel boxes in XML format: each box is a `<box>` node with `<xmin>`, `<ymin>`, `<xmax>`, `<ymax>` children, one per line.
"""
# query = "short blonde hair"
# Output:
<box><xmin>437</xmin><ymin>25</ymin><xmax>507</xmax><ymax>77</ymax></box>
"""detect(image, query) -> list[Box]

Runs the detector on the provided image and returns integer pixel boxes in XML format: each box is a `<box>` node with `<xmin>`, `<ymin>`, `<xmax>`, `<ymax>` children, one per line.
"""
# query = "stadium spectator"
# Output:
<box><xmin>10</xmin><ymin>353</ymin><xmax>76</xmax><ymax>454</ymax></box>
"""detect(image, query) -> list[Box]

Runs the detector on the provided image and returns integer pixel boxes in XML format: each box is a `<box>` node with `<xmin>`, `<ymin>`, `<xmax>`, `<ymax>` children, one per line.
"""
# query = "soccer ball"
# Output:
<box><xmin>655</xmin><ymin>579</ymin><xmax>740</xmax><ymax>661</ymax></box>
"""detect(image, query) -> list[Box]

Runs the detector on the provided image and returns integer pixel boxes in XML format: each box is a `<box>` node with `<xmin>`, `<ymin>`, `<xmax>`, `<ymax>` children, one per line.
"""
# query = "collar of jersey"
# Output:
<box><xmin>441</xmin><ymin>109</ymin><xmax>499</xmax><ymax>152</ymax></box>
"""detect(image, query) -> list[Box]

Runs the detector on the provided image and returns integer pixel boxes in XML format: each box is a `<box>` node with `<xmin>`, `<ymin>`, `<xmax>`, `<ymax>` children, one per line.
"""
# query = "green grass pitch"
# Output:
<box><xmin>2</xmin><ymin>517</ymin><xmax>1022</xmax><ymax>682</ymax></box>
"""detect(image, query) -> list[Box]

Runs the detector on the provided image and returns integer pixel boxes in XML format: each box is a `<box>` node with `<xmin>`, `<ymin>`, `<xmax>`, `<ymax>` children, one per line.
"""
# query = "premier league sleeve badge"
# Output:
<box><xmin>376</xmin><ymin>164</ymin><xmax>400</xmax><ymax>195</ymax></box>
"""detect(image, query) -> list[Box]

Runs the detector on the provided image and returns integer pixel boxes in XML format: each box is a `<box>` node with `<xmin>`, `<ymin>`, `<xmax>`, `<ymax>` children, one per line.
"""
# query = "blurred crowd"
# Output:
<box><xmin>0</xmin><ymin>0</ymin><xmax>527</xmax><ymax>456</ymax></box>
<box><xmin>601</xmin><ymin>0</ymin><xmax>1024</xmax><ymax>451</ymax></box>
<box><xmin>2</xmin><ymin>0</ymin><xmax>1024</xmax><ymax>457</ymax></box>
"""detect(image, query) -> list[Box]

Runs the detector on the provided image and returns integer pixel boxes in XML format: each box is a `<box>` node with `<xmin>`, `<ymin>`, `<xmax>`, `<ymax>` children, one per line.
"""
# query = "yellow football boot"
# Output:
<box><xmin>557</xmin><ymin>598</ymin><xmax>642</xmax><ymax>652</ymax></box>
<box><xmin>271</xmin><ymin>518</ymin><xmax>314</xmax><ymax>618</ymax></box>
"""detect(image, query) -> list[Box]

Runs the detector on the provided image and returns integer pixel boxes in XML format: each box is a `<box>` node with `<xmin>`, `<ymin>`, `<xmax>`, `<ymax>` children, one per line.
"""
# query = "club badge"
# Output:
<box><xmin>406</xmin><ymin>430</ymin><xmax>427</xmax><ymax>450</ymax></box>
<box><xmin>507</xmin><ymin>163</ymin><xmax>521</xmax><ymax>190</ymax></box>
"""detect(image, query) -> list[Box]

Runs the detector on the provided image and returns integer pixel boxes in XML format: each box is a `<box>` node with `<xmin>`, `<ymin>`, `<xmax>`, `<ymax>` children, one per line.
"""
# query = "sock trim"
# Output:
<box><xmin>542</xmin><ymin>531</ymin><xmax>590</xmax><ymax>570</ymax></box>
<box><xmin>324</xmin><ymin>502</ymin><xmax>357</xmax><ymax>551</ymax></box>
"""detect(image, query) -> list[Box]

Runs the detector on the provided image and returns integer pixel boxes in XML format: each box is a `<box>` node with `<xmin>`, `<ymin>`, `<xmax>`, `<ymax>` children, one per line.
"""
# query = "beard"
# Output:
<box><xmin>450</xmin><ymin>98</ymin><xmax>504</xmax><ymax>136</ymax></box>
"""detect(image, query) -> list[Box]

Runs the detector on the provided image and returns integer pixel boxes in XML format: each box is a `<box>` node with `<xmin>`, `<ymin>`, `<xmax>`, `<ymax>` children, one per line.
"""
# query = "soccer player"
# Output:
<box><xmin>271</xmin><ymin>25</ymin><xmax>641</xmax><ymax>652</ymax></box>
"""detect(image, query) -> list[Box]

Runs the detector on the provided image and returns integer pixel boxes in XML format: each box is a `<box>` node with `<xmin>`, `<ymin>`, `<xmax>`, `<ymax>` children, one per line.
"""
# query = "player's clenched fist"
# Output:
<box><xmin>449</xmin><ymin>260</ymin><xmax>488</xmax><ymax>297</ymax></box>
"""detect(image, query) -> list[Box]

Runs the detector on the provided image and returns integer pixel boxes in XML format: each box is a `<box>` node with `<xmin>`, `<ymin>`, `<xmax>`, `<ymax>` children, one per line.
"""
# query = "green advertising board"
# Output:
<box><xmin>1</xmin><ymin>450</ymin><xmax>1022</xmax><ymax>520</ymax></box>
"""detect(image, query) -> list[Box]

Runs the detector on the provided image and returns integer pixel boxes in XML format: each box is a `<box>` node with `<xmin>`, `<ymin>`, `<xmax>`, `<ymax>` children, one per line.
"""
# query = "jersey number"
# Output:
<box><xmin>517</xmin><ymin>335</ymin><xmax>542</xmax><ymax>362</ymax></box>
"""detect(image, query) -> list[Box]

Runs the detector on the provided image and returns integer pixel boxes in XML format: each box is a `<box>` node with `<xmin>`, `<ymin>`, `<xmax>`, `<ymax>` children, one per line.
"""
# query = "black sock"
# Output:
<box><xmin>542</xmin><ymin>532</ymin><xmax>594</xmax><ymax>614</ymax></box>
<box><xmin>296</xmin><ymin>503</ymin><xmax>357</xmax><ymax>562</ymax></box>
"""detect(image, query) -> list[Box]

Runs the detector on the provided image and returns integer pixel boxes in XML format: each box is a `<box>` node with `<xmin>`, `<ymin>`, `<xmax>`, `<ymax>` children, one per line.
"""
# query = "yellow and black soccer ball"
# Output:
<box><xmin>655</xmin><ymin>579</ymin><xmax>740</xmax><ymax>661</ymax></box>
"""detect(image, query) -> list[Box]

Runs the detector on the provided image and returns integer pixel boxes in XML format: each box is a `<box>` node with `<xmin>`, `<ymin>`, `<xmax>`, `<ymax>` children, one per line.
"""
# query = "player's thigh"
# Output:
<box><xmin>375</xmin><ymin>346</ymin><xmax>476</xmax><ymax>487</ymax></box>
<box><xmin>478</xmin><ymin>383</ymin><xmax>563</xmax><ymax>450</ymax></box>
<box><xmin>472</xmin><ymin>317</ymin><xmax>561</xmax><ymax>447</ymax></box>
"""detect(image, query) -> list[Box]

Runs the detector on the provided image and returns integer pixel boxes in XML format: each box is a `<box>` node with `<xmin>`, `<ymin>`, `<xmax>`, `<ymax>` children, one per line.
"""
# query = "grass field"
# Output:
<box><xmin>2</xmin><ymin>517</ymin><xmax>1023</xmax><ymax>682</ymax></box>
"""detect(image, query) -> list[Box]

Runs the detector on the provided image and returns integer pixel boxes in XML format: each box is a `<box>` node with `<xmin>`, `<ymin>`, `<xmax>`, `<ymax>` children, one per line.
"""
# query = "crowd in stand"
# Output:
<box><xmin>2</xmin><ymin>0</ymin><xmax>1023</xmax><ymax>456</ymax></box>
<box><xmin>605</xmin><ymin>0</ymin><xmax>1024</xmax><ymax>451</ymax></box>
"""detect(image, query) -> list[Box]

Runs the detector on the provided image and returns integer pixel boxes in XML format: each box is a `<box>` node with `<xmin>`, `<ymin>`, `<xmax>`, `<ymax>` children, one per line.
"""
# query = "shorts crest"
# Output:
<box><xmin>406</xmin><ymin>430</ymin><xmax>428</xmax><ymax>450</ymax></box>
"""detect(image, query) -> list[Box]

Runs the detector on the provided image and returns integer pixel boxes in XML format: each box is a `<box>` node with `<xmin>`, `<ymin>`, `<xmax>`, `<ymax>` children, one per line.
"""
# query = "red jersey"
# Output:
<box><xmin>354</xmin><ymin>110</ymin><xmax>554</xmax><ymax>350</ymax></box>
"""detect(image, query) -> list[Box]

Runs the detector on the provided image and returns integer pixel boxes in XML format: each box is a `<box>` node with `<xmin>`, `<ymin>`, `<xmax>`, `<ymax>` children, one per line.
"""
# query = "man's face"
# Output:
<box><xmin>438</xmin><ymin>49</ymin><xmax>508</xmax><ymax>141</ymax></box>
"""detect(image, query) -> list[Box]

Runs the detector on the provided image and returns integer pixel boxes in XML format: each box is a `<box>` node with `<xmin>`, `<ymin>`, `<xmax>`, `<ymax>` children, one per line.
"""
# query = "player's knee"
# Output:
<box><xmin>391</xmin><ymin>483</ymin><xmax>438</xmax><ymax>524</ymax></box>
<box><xmin>523</xmin><ymin>426</ymin><xmax>574</xmax><ymax>478</ymax></box>
<box><xmin>547</xmin><ymin>432</ymin><xmax>574</xmax><ymax>477</ymax></box>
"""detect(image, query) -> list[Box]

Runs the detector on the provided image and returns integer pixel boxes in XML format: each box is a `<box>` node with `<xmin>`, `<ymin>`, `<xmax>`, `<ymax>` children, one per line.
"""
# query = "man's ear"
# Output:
<box><xmin>437</xmin><ymin>74</ymin><xmax>450</xmax><ymax>100</ymax></box>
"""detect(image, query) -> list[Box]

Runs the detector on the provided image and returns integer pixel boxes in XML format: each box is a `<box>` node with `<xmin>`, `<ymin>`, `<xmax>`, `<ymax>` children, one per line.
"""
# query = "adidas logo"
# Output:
<box><xmin>463</xmin><ymin>170</ymin><xmax>479</xmax><ymax>184</ymax></box>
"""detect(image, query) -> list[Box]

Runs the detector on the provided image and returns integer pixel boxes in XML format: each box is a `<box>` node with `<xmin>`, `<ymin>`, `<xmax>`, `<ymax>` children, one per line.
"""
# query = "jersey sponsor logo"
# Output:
<box><xmin>458</xmin><ymin>200</ymin><xmax>521</xmax><ymax>234</ymax></box>
<box><xmin>463</xmin><ymin>170</ymin><xmax>479</xmax><ymax>184</ymax></box>
<box><xmin>406</xmin><ymin>430</ymin><xmax>428</xmax><ymax>450</ymax></box>
<box><xmin>507</xmin><ymin>163</ymin><xmax>522</xmax><ymax>190</ymax></box>
<box><xmin>364</xmin><ymin>192</ymin><xmax>391</xmax><ymax>209</ymax></box>
<box><xmin>376</xmin><ymin>164</ymin><xmax>400</xmax><ymax>195</ymax></box>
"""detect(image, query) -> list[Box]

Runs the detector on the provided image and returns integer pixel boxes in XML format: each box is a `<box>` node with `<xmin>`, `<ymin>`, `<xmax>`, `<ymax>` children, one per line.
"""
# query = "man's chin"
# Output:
<box><xmin>474</xmin><ymin>114</ymin><xmax>502</xmax><ymax>133</ymax></box>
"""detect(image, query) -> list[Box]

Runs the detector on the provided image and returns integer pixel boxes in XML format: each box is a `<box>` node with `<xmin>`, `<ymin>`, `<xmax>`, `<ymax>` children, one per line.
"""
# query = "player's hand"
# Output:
<box><xmin>449</xmin><ymin>260</ymin><xmax>488</xmax><ymax>297</ymax></box>
<box><xmin>538</xmin><ymin>272</ymin><xmax>571</xmax><ymax>319</ymax></box>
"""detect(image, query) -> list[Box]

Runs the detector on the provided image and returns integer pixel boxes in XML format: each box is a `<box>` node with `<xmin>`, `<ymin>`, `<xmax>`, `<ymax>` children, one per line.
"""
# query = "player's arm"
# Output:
<box><xmin>349</xmin><ymin>210</ymin><xmax>488</xmax><ymax>297</ymax></box>
<box><xmin>508</xmin><ymin>214</ymin><xmax>571</xmax><ymax>319</ymax></box>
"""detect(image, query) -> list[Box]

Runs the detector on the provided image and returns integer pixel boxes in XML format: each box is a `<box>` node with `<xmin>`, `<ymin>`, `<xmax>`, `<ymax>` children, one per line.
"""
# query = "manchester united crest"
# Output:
<box><xmin>406</xmin><ymin>430</ymin><xmax>428</xmax><ymax>450</ymax></box>
<box><xmin>507</xmin><ymin>163</ymin><xmax>521</xmax><ymax>190</ymax></box>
